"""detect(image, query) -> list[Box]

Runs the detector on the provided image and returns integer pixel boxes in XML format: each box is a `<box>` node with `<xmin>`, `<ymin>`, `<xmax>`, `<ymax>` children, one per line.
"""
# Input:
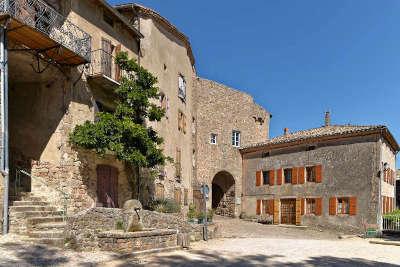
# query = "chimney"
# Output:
<box><xmin>324</xmin><ymin>111</ymin><xmax>331</xmax><ymax>127</ymax></box>
<box><xmin>284</xmin><ymin>128</ymin><xmax>289</xmax><ymax>135</ymax></box>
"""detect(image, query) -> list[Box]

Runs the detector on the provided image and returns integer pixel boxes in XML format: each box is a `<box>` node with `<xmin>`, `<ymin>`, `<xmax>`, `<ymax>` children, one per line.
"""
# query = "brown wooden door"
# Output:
<box><xmin>281</xmin><ymin>199</ymin><xmax>296</xmax><ymax>224</ymax></box>
<box><xmin>101</xmin><ymin>39</ymin><xmax>113</xmax><ymax>77</ymax></box>
<box><xmin>97</xmin><ymin>165</ymin><xmax>119</xmax><ymax>208</ymax></box>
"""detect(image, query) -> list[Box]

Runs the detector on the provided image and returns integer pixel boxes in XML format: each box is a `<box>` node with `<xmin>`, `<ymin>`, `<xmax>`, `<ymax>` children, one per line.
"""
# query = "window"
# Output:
<box><xmin>262</xmin><ymin>152</ymin><xmax>270</xmax><ymax>158</ymax></box>
<box><xmin>178</xmin><ymin>75</ymin><xmax>186</xmax><ymax>101</ymax></box>
<box><xmin>210</xmin><ymin>133</ymin><xmax>217</xmax><ymax>144</ymax></box>
<box><xmin>160</xmin><ymin>93</ymin><xmax>168</xmax><ymax>110</ymax></box>
<box><xmin>337</xmin><ymin>198</ymin><xmax>349</xmax><ymax>214</ymax></box>
<box><xmin>306</xmin><ymin>166</ymin><xmax>316</xmax><ymax>182</ymax></box>
<box><xmin>175</xmin><ymin>148</ymin><xmax>181</xmax><ymax>179</ymax></box>
<box><xmin>178</xmin><ymin>111</ymin><xmax>187</xmax><ymax>134</ymax></box>
<box><xmin>306</xmin><ymin>198</ymin><xmax>316</xmax><ymax>214</ymax></box>
<box><xmin>306</xmin><ymin>145</ymin><xmax>316</xmax><ymax>151</ymax></box>
<box><xmin>232</xmin><ymin>130</ymin><xmax>241</xmax><ymax>147</ymax></box>
<box><xmin>262</xmin><ymin>171</ymin><xmax>270</xmax><ymax>185</ymax></box>
<box><xmin>284</xmin><ymin>168</ymin><xmax>292</xmax><ymax>184</ymax></box>
<box><xmin>262</xmin><ymin>199</ymin><xmax>274</xmax><ymax>215</ymax></box>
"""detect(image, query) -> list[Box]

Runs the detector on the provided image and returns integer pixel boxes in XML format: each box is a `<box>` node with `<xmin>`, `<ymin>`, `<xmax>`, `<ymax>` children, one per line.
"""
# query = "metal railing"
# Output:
<box><xmin>0</xmin><ymin>0</ymin><xmax>91</xmax><ymax>62</ymax></box>
<box><xmin>88</xmin><ymin>49</ymin><xmax>123</xmax><ymax>83</ymax></box>
<box><xmin>383</xmin><ymin>215</ymin><xmax>400</xmax><ymax>232</ymax></box>
<box><xmin>14</xmin><ymin>168</ymin><xmax>70</xmax><ymax>222</ymax></box>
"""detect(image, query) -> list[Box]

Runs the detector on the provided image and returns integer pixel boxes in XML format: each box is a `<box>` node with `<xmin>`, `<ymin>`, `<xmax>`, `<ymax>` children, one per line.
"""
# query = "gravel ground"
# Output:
<box><xmin>1</xmin><ymin>217</ymin><xmax>400</xmax><ymax>266</ymax></box>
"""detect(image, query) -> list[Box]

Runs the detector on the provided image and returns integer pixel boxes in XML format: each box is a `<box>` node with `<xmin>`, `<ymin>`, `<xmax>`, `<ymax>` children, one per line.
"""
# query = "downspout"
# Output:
<box><xmin>1</xmin><ymin>14</ymin><xmax>9</xmax><ymax>235</ymax></box>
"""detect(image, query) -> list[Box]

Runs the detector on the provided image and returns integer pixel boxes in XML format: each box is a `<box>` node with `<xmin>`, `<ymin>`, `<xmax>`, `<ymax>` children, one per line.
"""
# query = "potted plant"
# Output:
<box><xmin>197</xmin><ymin>211</ymin><xmax>206</xmax><ymax>224</ymax></box>
<box><xmin>207</xmin><ymin>208</ymin><xmax>214</xmax><ymax>222</ymax></box>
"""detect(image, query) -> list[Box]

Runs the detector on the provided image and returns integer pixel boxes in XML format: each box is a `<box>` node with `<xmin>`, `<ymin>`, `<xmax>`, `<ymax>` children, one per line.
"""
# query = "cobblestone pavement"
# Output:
<box><xmin>1</xmin><ymin>217</ymin><xmax>400</xmax><ymax>266</ymax></box>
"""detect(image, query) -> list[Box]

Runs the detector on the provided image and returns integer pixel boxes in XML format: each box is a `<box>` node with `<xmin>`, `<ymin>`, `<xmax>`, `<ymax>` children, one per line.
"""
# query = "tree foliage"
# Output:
<box><xmin>70</xmin><ymin>52</ymin><xmax>168</xmax><ymax>168</ymax></box>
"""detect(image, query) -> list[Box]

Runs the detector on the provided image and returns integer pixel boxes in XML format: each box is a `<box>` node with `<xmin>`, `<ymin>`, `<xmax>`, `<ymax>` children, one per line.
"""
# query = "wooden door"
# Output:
<box><xmin>101</xmin><ymin>39</ymin><xmax>112</xmax><ymax>77</ymax></box>
<box><xmin>281</xmin><ymin>199</ymin><xmax>296</xmax><ymax>224</ymax></box>
<box><xmin>97</xmin><ymin>165</ymin><xmax>119</xmax><ymax>208</ymax></box>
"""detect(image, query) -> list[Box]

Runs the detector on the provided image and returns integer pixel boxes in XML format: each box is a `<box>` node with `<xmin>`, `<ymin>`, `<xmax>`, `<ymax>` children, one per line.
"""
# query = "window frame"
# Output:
<box><xmin>210</xmin><ymin>133</ymin><xmax>217</xmax><ymax>145</ymax></box>
<box><xmin>284</xmin><ymin>168</ymin><xmax>292</xmax><ymax>184</ymax></box>
<box><xmin>337</xmin><ymin>197</ymin><xmax>350</xmax><ymax>214</ymax></box>
<box><xmin>232</xmin><ymin>130</ymin><xmax>241</xmax><ymax>147</ymax></box>
<box><xmin>306</xmin><ymin>166</ymin><xmax>316</xmax><ymax>183</ymax></box>
<box><xmin>262</xmin><ymin>170</ymin><xmax>270</xmax><ymax>185</ymax></box>
<box><xmin>306</xmin><ymin>198</ymin><xmax>316</xmax><ymax>215</ymax></box>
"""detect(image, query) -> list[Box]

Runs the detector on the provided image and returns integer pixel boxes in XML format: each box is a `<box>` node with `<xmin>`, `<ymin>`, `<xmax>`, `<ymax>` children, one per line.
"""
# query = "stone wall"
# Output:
<box><xmin>193</xmin><ymin>77</ymin><xmax>270</xmax><ymax>216</ymax></box>
<box><xmin>242</xmin><ymin>135</ymin><xmax>384</xmax><ymax>232</ymax></box>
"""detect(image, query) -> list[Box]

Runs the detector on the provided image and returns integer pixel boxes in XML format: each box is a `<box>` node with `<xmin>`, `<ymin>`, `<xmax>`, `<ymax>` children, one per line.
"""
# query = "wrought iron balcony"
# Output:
<box><xmin>0</xmin><ymin>0</ymin><xmax>91</xmax><ymax>65</ymax></box>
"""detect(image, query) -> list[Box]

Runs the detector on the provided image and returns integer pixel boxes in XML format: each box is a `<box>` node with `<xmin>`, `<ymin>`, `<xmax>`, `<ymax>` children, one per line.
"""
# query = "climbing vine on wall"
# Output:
<box><xmin>70</xmin><ymin>52</ymin><xmax>169</xmax><ymax>168</ymax></box>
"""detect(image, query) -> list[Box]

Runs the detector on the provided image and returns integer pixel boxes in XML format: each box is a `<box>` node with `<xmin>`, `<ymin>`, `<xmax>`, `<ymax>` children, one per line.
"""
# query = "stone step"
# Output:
<box><xmin>20</xmin><ymin>196</ymin><xmax>45</xmax><ymax>202</ymax></box>
<box><xmin>10</xmin><ymin>206</ymin><xmax>56</xmax><ymax>212</ymax></box>
<box><xmin>11</xmin><ymin>211</ymin><xmax>63</xmax><ymax>219</ymax></box>
<box><xmin>28</xmin><ymin>230</ymin><xmax>65</xmax><ymax>239</ymax></box>
<box><xmin>28</xmin><ymin>216</ymin><xmax>64</xmax><ymax>225</ymax></box>
<box><xmin>27</xmin><ymin>237</ymin><xmax>65</xmax><ymax>247</ymax></box>
<box><xmin>12</xmin><ymin>201</ymin><xmax>49</xmax><ymax>206</ymax></box>
<box><xmin>34</xmin><ymin>222</ymin><xmax>66</xmax><ymax>231</ymax></box>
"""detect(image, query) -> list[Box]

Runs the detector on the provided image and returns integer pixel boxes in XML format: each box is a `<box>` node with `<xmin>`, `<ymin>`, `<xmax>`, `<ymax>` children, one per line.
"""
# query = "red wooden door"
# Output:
<box><xmin>97</xmin><ymin>165</ymin><xmax>119</xmax><ymax>208</ymax></box>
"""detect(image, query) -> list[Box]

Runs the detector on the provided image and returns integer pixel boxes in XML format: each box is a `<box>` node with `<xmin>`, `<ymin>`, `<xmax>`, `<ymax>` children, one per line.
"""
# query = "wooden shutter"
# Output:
<box><xmin>268</xmin><ymin>199</ymin><xmax>274</xmax><ymax>215</ymax></box>
<box><xmin>382</xmin><ymin>196</ymin><xmax>386</xmax><ymax>214</ymax></box>
<box><xmin>256</xmin><ymin>170</ymin><xmax>262</xmax><ymax>186</ymax></box>
<box><xmin>298</xmin><ymin>167</ymin><xmax>305</xmax><ymax>184</ymax></box>
<box><xmin>114</xmin><ymin>44</ymin><xmax>121</xmax><ymax>81</ymax></box>
<box><xmin>315</xmin><ymin>198</ymin><xmax>322</xmax><ymax>216</ymax></box>
<box><xmin>349</xmin><ymin>197</ymin><xmax>357</xmax><ymax>216</ymax></box>
<box><xmin>269</xmin><ymin>170</ymin><xmax>275</xmax><ymax>186</ymax></box>
<box><xmin>295</xmin><ymin>198</ymin><xmax>302</xmax><ymax>225</ymax></box>
<box><xmin>315</xmin><ymin>165</ymin><xmax>323</xmax><ymax>183</ymax></box>
<box><xmin>277</xmin><ymin>168</ymin><xmax>283</xmax><ymax>185</ymax></box>
<box><xmin>301</xmin><ymin>198</ymin><xmax>305</xmax><ymax>215</ymax></box>
<box><xmin>292</xmin><ymin>167</ymin><xmax>298</xmax><ymax>184</ymax></box>
<box><xmin>329</xmin><ymin>197</ymin><xmax>337</xmax><ymax>215</ymax></box>
<box><xmin>273</xmin><ymin>199</ymin><xmax>280</xmax><ymax>224</ymax></box>
<box><xmin>256</xmin><ymin>199</ymin><xmax>262</xmax><ymax>215</ymax></box>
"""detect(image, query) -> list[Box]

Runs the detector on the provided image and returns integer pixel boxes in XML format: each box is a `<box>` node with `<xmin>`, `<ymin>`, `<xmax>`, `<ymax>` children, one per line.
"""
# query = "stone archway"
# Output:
<box><xmin>212</xmin><ymin>171</ymin><xmax>235</xmax><ymax>217</ymax></box>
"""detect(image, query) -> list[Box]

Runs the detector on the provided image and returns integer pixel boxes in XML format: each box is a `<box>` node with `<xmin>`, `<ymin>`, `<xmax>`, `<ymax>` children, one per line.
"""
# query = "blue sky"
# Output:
<box><xmin>110</xmin><ymin>1</ymin><xmax>400</xmax><ymax>146</ymax></box>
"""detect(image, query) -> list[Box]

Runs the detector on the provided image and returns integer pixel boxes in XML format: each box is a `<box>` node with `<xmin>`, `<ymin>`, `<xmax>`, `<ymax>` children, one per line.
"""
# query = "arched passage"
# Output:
<box><xmin>212</xmin><ymin>171</ymin><xmax>235</xmax><ymax>217</ymax></box>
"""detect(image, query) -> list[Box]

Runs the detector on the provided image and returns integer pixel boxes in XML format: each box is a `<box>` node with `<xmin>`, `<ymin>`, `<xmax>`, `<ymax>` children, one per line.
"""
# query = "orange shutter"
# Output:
<box><xmin>315</xmin><ymin>165</ymin><xmax>323</xmax><ymax>183</ymax></box>
<box><xmin>298</xmin><ymin>167</ymin><xmax>305</xmax><ymax>184</ymax></box>
<box><xmin>277</xmin><ymin>168</ymin><xmax>283</xmax><ymax>185</ymax></box>
<box><xmin>256</xmin><ymin>199</ymin><xmax>261</xmax><ymax>215</ymax></box>
<box><xmin>329</xmin><ymin>197</ymin><xmax>337</xmax><ymax>215</ymax></box>
<box><xmin>292</xmin><ymin>167</ymin><xmax>298</xmax><ymax>184</ymax></box>
<box><xmin>256</xmin><ymin>170</ymin><xmax>262</xmax><ymax>186</ymax></box>
<box><xmin>273</xmin><ymin>199</ymin><xmax>280</xmax><ymax>224</ymax></box>
<box><xmin>301</xmin><ymin>198</ymin><xmax>305</xmax><ymax>215</ymax></box>
<box><xmin>269</xmin><ymin>170</ymin><xmax>275</xmax><ymax>186</ymax></box>
<box><xmin>315</xmin><ymin>198</ymin><xmax>322</xmax><ymax>216</ymax></box>
<box><xmin>268</xmin><ymin>199</ymin><xmax>274</xmax><ymax>215</ymax></box>
<box><xmin>296</xmin><ymin>198</ymin><xmax>302</xmax><ymax>225</ymax></box>
<box><xmin>349</xmin><ymin>197</ymin><xmax>357</xmax><ymax>216</ymax></box>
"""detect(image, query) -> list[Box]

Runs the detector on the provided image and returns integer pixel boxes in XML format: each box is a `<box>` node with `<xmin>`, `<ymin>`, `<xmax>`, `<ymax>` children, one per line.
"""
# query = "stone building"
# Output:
<box><xmin>193</xmin><ymin>78</ymin><xmax>270</xmax><ymax>217</ymax></box>
<box><xmin>240</xmin><ymin>114</ymin><xmax>398</xmax><ymax>231</ymax></box>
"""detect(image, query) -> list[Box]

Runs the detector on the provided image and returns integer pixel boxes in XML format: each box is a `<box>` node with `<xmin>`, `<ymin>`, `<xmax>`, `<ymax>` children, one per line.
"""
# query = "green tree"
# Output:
<box><xmin>70</xmin><ymin>52</ymin><xmax>169</xmax><ymax>196</ymax></box>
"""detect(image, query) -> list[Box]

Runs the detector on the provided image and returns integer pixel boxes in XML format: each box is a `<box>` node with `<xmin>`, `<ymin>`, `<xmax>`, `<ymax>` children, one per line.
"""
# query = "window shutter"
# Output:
<box><xmin>292</xmin><ymin>167</ymin><xmax>298</xmax><ymax>184</ymax></box>
<box><xmin>315</xmin><ymin>198</ymin><xmax>322</xmax><ymax>216</ymax></box>
<box><xmin>329</xmin><ymin>197</ymin><xmax>337</xmax><ymax>215</ymax></box>
<box><xmin>268</xmin><ymin>199</ymin><xmax>274</xmax><ymax>215</ymax></box>
<box><xmin>277</xmin><ymin>168</ymin><xmax>283</xmax><ymax>185</ymax></box>
<box><xmin>256</xmin><ymin>171</ymin><xmax>262</xmax><ymax>186</ymax></box>
<box><xmin>349</xmin><ymin>197</ymin><xmax>357</xmax><ymax>216</ymax></box>
<box><xmin>269</xmin><ymin>170</ymin><xmax>275</xmax><ymax>186</ymax></box>
<box><xmin>296</xmin><ymin>198</ymin><xmax>302</xmax><ymax>225</ymax></box>
<box><xmin>273</xmin><ymin>199</ymin><xmax>280</xmax><ymax>224</ymax></box>
<box><xmin>301</xmin><ymin>198</ymin><xmax>305</xmax><ymax>215</ymax></box>
<box><xmin>298</xmin><ymin>167</ymin><xmax>305</xmax><ymax>184</ymax></box>
<box><xmin>256</xmin><ymin>199</ymin><xmax>261</xmax><ymax>215</ymax></box>
<box><xmin>315</xmin><ymin>165</ymin><xmax>323</xmax><ymax>183</ymax></box>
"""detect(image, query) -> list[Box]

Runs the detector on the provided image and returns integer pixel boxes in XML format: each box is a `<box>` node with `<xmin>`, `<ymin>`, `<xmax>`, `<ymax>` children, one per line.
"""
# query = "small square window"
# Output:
<box><xmin>103</xmin><ymin>13</ymin><xmax>114</xmax><ymax>28</ymax></box>
<box><xmin>210</xmin><ymin>133</ymin><xmax>217</xmax><ymax>144</ymax></box>
<box><xmin>232</xmin><ymin>131</ymin><xmax>241</xmax><ymax>147</ymax></box>
<box><xmin>262</xmin><ymin>171</ymin><xmax>270</xmax><ymax>185</ymax></box>
<box><xmin>306</xmin><ymin>198</ymin><xmax>316</xmax><ymax>214</ymax></box>
<box><xmin>178</xmin><ymin>75</ymin><xmax>186</xmax><ymax>102</ymax></box>
<box><xmin>306</xmin><ymin>166</ymin><xmax>316</xmax><ymax>182</ymax></box>
<box><xmin>284</xmin><ymin>168</ymin><xmax>292</xmax><ymax>184</ymax></box>
<box><xmin>337</xmin><ymin>198</ymin><xmax>349</xmax><ymax>214</ymax></box>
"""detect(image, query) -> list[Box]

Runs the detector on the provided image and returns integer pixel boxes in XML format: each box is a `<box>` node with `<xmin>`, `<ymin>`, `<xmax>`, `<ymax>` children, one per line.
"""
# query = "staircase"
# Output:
<box><xmin>9</xmin><ymin>192</ymin><xmax>66</xmax><ymax>247</ymax></box>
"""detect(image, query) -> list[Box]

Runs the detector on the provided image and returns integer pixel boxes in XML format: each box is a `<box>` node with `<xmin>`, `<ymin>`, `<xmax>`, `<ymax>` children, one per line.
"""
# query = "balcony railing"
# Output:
<box><xmin>0</xmin><ymin>0</ymin><xmax>91</xmax><ymax>63</ymax></box>
<box><xmin>88</xmin><ymin>49</ymin><xmax>123</xmax><ymax>84</ymax></box>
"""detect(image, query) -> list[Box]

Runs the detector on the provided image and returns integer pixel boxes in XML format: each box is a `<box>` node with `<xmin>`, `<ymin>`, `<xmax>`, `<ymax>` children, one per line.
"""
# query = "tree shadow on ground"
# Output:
<box><xmin>118</xmin><ymin>250</ymin><xmax>400</xmax><ymax>267</ymax></box>
<box><xmin>0</xmin><ymin>242</ymin><xmax>69</xmax><ymax>266</ymax></box>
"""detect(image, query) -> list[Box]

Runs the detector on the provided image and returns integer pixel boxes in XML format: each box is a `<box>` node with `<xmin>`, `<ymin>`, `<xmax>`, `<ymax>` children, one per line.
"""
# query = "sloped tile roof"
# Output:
<box><xmin>241</xmin><ymin>125</ymin><xmax>399</xmax><ymax>151</ymax></box>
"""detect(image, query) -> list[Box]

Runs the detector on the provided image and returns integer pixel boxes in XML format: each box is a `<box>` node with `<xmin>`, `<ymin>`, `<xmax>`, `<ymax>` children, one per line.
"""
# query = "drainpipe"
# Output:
<box><xmin>1</xmin><ymin>19</ymin><xmax>9</xmax><ymax>235</ymax></box>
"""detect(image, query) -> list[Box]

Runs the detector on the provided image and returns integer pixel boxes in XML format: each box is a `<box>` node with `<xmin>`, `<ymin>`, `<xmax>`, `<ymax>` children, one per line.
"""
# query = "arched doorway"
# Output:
<box><xmin>212</xmin><ymin>171</ymin><xmax>235</xmax><ymax>217</ymax></box>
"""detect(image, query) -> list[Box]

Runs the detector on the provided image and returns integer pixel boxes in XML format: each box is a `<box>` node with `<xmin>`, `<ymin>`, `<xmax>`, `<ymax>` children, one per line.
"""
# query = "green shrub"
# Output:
<box><xmin>115</xmin><ymin>220</ymin><xmax>125</xmax><ymax>230</ymax></box>
<box><xmin>196</xmin><ymin>211</ymin><xmax>206</xmax><ymax>220</ymax></box>
<box><xmin>383</xmin><ymin>209</ymin><xmax>400</xmax><ymax>220</ymax></box>
<box><xmin>148</xmin><ymin>199</ymin><xmax>181</xmax><ymax>213</ymax></box>
<box><xmin>207</xmin><ymin>208</ymin><xmax>214</xmax><ymax>221</ymax></box>
<box><xmin>187</xmin><ymin>204</ymin><xmax>196</xmax><ymax>220</ymax></box>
